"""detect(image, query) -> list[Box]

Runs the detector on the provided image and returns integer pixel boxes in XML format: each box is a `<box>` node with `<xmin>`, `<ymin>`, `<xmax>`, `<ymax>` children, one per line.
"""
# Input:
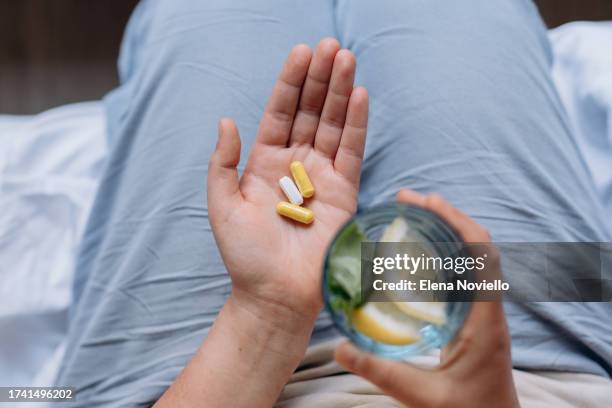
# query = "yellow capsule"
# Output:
<box><xmin>290</xmin><ymin>161</ymin><xmax>315</xmax><ymax>198</ymax></box>
<box><xmin>276</xmin><ymin>202</ymin><xmax>314</xmax><ymax>224</ymax></box>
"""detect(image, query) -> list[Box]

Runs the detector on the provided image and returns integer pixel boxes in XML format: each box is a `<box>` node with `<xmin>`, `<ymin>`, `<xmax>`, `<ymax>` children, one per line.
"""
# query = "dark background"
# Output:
<box><xmin>1</xmin><ymin>0</ymin><xmax>611</xmax><ymax>114</ymax></box>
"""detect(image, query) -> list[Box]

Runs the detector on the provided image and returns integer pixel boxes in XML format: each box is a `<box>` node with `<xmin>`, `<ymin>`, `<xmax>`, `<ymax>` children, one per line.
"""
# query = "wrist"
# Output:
<box><xmin>229</xmin><ymin>287</ymin><xmax>320</xmax><ymax>336</ymax></box>
<box><xmin>227</xmin><ymin>289</ymin><xmax>319</xmax><ymax>342</ymax></box>
<box><xmin>203</xmin><ymin>294</ymin><xmax>314</xmax><ymax>405</ymax></box>
<box><xmin>156</xmin><ymin>291</ymin><xmax>317</xmax><ymax>408</ymax></box>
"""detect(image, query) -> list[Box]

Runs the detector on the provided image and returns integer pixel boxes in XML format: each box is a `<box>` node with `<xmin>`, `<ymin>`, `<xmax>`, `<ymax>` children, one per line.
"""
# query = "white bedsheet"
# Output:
<box><xmin>0</xmin><ymin>22</ymin><xmax>612</xmax><ymax>389</ymax></box>
<box><xmin>550</xmin><ymin>22</ymin><xmax>612</xmax><ymax>216</ymax></box>
<box><xmin>0</xmin><ymin>102</ymin><xmax>106</xmax><ymax>387</ymax></box>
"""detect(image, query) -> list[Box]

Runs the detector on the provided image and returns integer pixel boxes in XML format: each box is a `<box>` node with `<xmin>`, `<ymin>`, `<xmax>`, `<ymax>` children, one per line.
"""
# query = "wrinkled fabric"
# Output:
<box><xmin>550</xmin><ymin>22</ymin><xmax>612</xmax><ymax>218</ymax></box>
<box><xmin>275</xmin><ymin>339</ymin><xmax>612</xmax><ymax>408</ymax></box>
<box><xmin>56</xmin><ymin>1</ymin><xmax>612</xmax><ymax>406</ymax></box>
<box><xmin>0</xmin><ymin>102</ymin><xmax>106</xmax><ymax>387</ymax></box>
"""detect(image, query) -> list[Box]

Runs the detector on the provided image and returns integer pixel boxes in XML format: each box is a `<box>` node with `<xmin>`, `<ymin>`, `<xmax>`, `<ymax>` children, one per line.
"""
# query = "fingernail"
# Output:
<box><xmin>218</xmin><ymin>119</ymin><xmax>225</xmax><ymax>134</ymax></box>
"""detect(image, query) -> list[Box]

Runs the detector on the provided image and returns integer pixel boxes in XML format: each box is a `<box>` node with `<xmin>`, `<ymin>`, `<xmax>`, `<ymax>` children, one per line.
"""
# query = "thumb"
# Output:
<box><xmin>208</xmin><ymin>118</ymin><xmax>242</xmax><ymax>213</ymax></box>
<box><xmin>335</xmin><ymin>342</ymin><xmax>436</xmax><ymax>406</ymax></box>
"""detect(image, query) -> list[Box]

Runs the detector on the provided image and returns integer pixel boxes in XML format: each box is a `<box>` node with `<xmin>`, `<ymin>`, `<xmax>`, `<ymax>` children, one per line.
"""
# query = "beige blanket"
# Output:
<box><xmin>276</xmin><ymin>339</ymin><xmax>612</xmax><ymax>407</ymax></box>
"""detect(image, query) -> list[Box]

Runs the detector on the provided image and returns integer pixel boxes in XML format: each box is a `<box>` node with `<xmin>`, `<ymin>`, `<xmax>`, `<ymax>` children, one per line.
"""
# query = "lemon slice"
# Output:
<box><xmin>393</xmin><ymin>301</ymin><xmax>447</xmax><ymax>325</ymax></box>
<box><xmin>380</xmin><ymin>217</ymin><xmax>409</xmax><ymax>242</ymax></box>
<box><xmin>351</xmin><ymin>302</ymin><xmax>422</xmax><ymax>345</ymax></box>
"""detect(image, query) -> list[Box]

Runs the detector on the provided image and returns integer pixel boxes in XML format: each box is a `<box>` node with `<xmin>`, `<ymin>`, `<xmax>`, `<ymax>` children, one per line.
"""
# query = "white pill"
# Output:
<box><xmin>279</xmin><ymin>176</ymin><xmax>304</xmax><ymax>205</ymax></box>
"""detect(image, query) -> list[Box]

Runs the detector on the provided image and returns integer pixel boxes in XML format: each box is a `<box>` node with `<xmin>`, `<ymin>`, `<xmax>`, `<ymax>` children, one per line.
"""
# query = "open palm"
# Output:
<box><xmin>208</xmin><ymin>39</ymin><xmax>368</xmax><ymax>319</ymax></box>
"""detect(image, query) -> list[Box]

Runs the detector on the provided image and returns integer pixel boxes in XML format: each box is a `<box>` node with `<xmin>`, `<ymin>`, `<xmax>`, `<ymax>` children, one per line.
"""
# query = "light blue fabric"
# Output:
<box><xmin>57</xmin><ymin>0</ymin><xmax>612</xmax><ymax>405</ymax></box>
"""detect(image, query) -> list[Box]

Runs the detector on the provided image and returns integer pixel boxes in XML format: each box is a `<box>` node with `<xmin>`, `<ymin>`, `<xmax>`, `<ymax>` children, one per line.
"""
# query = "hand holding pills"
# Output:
<box><xmin>207</xmin><ymin>40</ymin><xmax>368</xmax><ymax>326</ymax></box>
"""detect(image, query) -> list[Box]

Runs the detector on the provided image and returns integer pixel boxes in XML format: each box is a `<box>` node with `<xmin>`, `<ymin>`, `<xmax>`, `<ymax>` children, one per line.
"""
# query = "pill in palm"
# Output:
<box><xmin>290</xmin><ymin>161</ymin><xmax>315</xmax><ymax>198</ymax></box>
<box><xmin>279</xmin><ymin>176</ymin><xmax>303</xmax><ymax>205</ymax></box>
<box><xmin>276</xmin><ymin>201</ymin><xmax>314</xmax><ymax>224</ymax></box>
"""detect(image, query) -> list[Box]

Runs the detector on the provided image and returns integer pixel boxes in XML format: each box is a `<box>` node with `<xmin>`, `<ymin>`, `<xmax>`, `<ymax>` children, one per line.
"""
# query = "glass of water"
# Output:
<box><xmin>322</xmin><ymin>202</ymin><xmax>471</xmax><ymax>359</ymax></box>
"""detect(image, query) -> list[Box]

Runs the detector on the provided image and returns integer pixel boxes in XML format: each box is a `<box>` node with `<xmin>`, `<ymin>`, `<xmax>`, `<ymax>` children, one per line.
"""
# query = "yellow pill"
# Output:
<box><xmin>290</xmin><ymin>161</ymin><xmax>315</xmax><ymax>198</ymax></box>
<box><xmin>276</xmin><ymin>202</ymin><xmax>314</xmax><ymax>224</ymax></box>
